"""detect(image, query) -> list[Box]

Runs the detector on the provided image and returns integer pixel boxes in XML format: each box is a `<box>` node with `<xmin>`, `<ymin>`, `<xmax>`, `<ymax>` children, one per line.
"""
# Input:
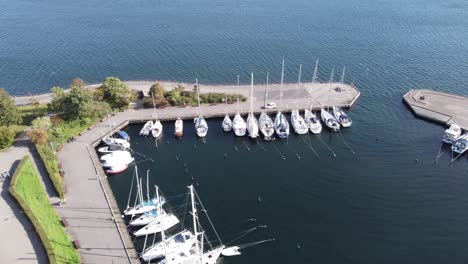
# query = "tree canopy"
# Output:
<box><xmin>48</xmin><ymin>86</ymin><xmax>92</xmax><ymax>121</ymax></box>
<box><xmin>149</xmin><ymin>83</ymin><xmax>166</xmax><ymax>98</ymax></box>
<box><xmin>99</xmin><ymin>77</ymin><xmax>132</xmax><ymax>109</ymax></box>
<box><xmin>0</xmin><ymin>87</ymin><xmax>22</xmax><ymax>126</ymax></box>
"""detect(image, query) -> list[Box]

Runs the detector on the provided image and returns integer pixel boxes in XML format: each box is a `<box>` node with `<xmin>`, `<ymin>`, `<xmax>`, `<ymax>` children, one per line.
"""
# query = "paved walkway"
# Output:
<box><xmin>0</xmin><ymin>134</ymin><xmax>50</xmax><ymax>264</ymax></box>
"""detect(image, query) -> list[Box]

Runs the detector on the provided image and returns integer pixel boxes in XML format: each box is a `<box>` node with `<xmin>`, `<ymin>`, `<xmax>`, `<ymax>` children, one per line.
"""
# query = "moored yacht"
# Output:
<box><xmin>102</xmin><ymin>137</ymin><xmax>130</xmax><ymax>149</ymax></box>
<box><xmin>321</xmin><ymin>109</ymin><xmax>340</xmax><ymax>131</ymax></box>
<box><xmin>443</xmin><ymin>124</ymin><xmax>462</xmax><ymax>144</ymax></box>
<box><xmin>259</xmin><ymin>112</ymin><xmax>275</xmax><ymax>140</ymax></box>
<box><xmin>452</xmin><ymin>133</ymin><xmax>468</xmax><ymax>154</ymax></box>
<box><xmin>222</xmin><ymin>114</ymin><xmax>232</xmax><ymax>132</ymax></box>
<box><xmin>333</xmin><ymin>106</ymin><xmax>352</xmax><ymax>128</ymax></box>
<box><xmin>304</xmin><ymin>109</ymin><xmax>322</xmax><ymax>134</ymax></box>
<box><xmin>140</xmin><ymin>120</ymin><xmax>153</xmax><ymax>136</ymax></box>
<box><xmin>246</xmin><ymin>73</ymin><xmax>259</xmax><ymax>139</ymax></box>
<box><xmin>151</xmin><ymin>120</ymin><xmax>163</xmax><ymax>139</ymax></box>
<box><xmin>291</xmin><ymin>109</ymin><xmax>308</xmax><ymax>135</ymax></box>
<box><xmin>194</xmin><ymin>79</ymin><xmax>208</xmax><ymax>137</ymax></box>
<box><xmin>141</xmin><ymin>229</ymin><xmax>196</xmax><ymax>261</ymax></box>
<box><xmin>274</xmin><ymin>111</ymin><xmax>290</xmax><ymax>139</ymax></box>
<box><xmin>133</xmin><ymin>211</ymin><xmax>180</xmax><ymax>237</ymax></box>
<box><xmin>175</xmin><ymin>118</ymin><xmax>183</xmax><ymax>138</ymax></box>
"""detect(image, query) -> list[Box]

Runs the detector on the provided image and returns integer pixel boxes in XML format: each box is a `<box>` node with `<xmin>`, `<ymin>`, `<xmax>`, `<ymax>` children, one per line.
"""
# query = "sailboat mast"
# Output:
<box><xmin>310</xmin><ymin>60</ymin><xmax>319</xmax><ymax>111</ymax></box>
<box><xmin>151</xmin><ymin>92</ymin><xmax>157</xmax><ymax>118</ymax></box>
<box><xmin>340</xmin><ymin>66</ymin><xmax>346</xmax><ymax>84</ymax></box>
<box><xmin>189</xmin><ymin>185</ymin><xmax>200</xmax><ymax>258</ymax></box>
<box><xmin>146</xmin><ymin>170</ymin><xmax>150</xmax><ymax>202</ymax></box>
<box><xmin>250</xmin><ymin>72</ymin><xmax>254</xmax><ymax>114</ymax></box>
<box><xmin>328</xmin><ymin>69</ymin><xmax>334</xmax><ymax>111</ymax></box>
<box><xmin>156</xmin><ymin>185</ymin><xmax>167</xmax><ymax>257</ymax></box>
<box><xmin>298</xmin><ymin>64</ymin><xmax>302</xmax><ymax>84</ymax></box>
<box><xmin>236</xmin><ymin>75</ymin><xmax>240</xmax><ymax>112</ymax></box>
<box><xmin>196</xmin><ymin>78</ymin><xmax>201</xmax><ymax>116</ymax></box>
<box><xmin>280</xmin><ymin>59</ymin><xmax>285</xmax><ymax>109</ymax></box>
<box><xmin>265</xmin><ymin>72</ymin><xmax>269</xmax><ymax>110</ymax></box>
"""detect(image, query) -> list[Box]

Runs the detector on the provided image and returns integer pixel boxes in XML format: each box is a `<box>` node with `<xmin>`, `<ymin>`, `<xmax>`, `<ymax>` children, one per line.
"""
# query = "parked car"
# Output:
<box><xmin>264</xmin><ymin>102</ymin><xmax>277</xmax><ymax>109</ymax></box>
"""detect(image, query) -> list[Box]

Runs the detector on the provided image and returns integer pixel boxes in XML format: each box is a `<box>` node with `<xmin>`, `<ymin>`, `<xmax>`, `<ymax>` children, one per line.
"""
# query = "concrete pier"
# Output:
<box><xmin>403</xmin><ymin>89</ymin><xmax>468</xmax><ymax>129</ymax></box>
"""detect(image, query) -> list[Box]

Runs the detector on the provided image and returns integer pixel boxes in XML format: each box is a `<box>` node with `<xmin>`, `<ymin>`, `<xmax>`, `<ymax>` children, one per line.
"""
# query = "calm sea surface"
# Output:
<box><xmin>3</xmin><ymin>0</ymin><xmax>468</xmax><ymax>263</ymax></box>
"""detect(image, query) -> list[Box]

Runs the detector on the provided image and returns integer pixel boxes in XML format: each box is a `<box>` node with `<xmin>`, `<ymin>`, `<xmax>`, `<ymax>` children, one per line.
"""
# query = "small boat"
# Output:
<box><xmin>175</xmin><ymin>118</ymin><xmax>183</xmax><ymax>138</ymax></box>
<box><xmin>100</xmin><ymin>150</ymin><xmax>132</xmax><ymax>162</ymax></box>
<box><xmin>259</xmin><ymin>112</ymin><xmax>275</xmax><ymax>140</ymax></box>
<box><xmin>321</xmin><ymin>109</ymin><xmax>340</xmax><ymax>131</ymax></box>
<box><xmin>102</xmin><ymin>137</ymin><xmax>130</xmax><ymax>149</ymax></box>
<box><xmin>140</xmin><ymin>121</ymin><xmax>153</xmax><ymax>136</ymax></box>
<box><xmin>333</xmin><ymin>106</ymin><xmax>352</xmax><ymax>127</ymax></box>
<box><xmin>274</xmin><ymin>111</ymin><xmax>290</xmax><ymax>139</ymax></box>
<box><xmin>101</xmin><ymin>156</ymin><xmax>134</xmax><ymax>168</ymax></box>
<box><xmin>222</xmin><ymin>114</ymin><xmax>233</xmax><ymax>132</ymax></box>
<box><xmin>105</xmin><ymin>164</ymin><xmax>128</xmax><ymax>174</ymax></box>
<box><xmin>304</xmin><ymin>109</ymin><xmax>322</xmax><ymax>134</ymax></box>
<box><xmin>291</xmin><ymin>109</ymin><xmax>308</xmax><ymax>135</ymax></box>
<box><xmin>151</xmin><ymin>120</ymin><xmax>163</xmax><ymax>139</ymax></box>
<box><xmin>114</xmin><ymin>131</ymin><xmax>130</xmax><ymax>141</ymax></box>
<box><xmin>130</xmin><ymin>210</ymin><xmax>160</xmax><ymax>226</ymax></box>
<box><xmin>246</xmin><ymin>73</ymin><xmax>259</xmax><ymax>139</ymax></box>
<box><xmin>133</xmin><ymin>212</ymin><xmax>180</xmax><ymax>237</ymax></box>
<box><xmin>443</xmin><ymin>124</ymin><xmax>462</xmax><ymax>144</ymax></box>
<box><xmin>97</xmin><ymin>146</ymin><xmax>123</xmax><ymax>154</ymax></box>
<box><xmin>194</xmin><ymin>79</ymin><xmax>208</xmax><ymax>137</ymax></box>
<box><xmin>452</xmin><ymin>133</ymin><xmax>468</xmax><ymax>154</ymax></box>
<box><xmin>142</xmin><ymin>230</ymin><xmax>196</xmax><ymax>261</ymax></box>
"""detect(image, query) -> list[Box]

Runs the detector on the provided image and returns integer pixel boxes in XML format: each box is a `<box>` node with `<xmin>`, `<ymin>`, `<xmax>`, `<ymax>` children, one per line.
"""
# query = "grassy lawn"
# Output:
<box><xmin>18</xmin><ymin>103</ymin><xmax>48</xmax><ymax>126</ymax></box>
<box><xmin>9</xmin><ymin>156</ymin><xmax>80</xmax><ymax>264</ymax></box>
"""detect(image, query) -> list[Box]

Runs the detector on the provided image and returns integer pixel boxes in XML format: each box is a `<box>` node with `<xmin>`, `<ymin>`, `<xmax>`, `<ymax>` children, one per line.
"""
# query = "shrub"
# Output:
<box><xmin>98</xmin><ymin>77</ymin><xmax>132</xmax><ymax>109</ymax></box>
<box><xmin>0</xmin><ymin>126</ymin><xmax>15</xmax><ymax>150</ymax></box>
<box><xmin>32</xmin><ymin>116</ymin><xmax>51</xmax><ymax>130</ymax></box>
<box><xmin>0</xmin><ymin>87</ymin><xmax>22</xmax><ymax>126</ymax></box>
<box><xmin>28</xmin><ymin>129</ymin><xmax>48</xmax><ymax>146</ymax></box>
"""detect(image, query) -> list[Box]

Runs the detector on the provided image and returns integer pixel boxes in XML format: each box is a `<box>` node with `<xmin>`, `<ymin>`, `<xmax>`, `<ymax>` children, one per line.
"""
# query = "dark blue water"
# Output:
<box><xmin>4</xmin><ymin>0</ymin><xmax>468</xmax><ymax>262</ymax></box>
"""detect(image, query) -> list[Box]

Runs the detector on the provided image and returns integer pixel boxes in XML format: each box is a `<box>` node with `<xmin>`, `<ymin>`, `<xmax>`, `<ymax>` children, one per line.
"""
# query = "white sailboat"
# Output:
<box><xmin>142</xmin><ymin>229</ymin><xmax>197</xmax><ymax>261</ymax></box>
<box><xmin>124</xmin><ymin>169</ymin><xmax>165</xmax><ymax>216</ymax></box>
<box><xmin>175</xmin><ymin>118</ymin><xmax>183</xmax><ymax>138</ymax></box>
<box><xmin>321</xmin><ymin>69</ymin><xmax>340</xmax><ymax>132</ymax></box>
<box><xmin>232</xmin><ymin>75</ymin><xmax>247</xmax><ymax>137</ymax></box>
<box><xmin>304</xmin><ymin>109</ymin><xmax>322</xmax><ymax>134</ymax></box>
<box><xmin>291</xmin><ymin>109</ymin><xmax>308</xmax><ymax>134</ymax></box>
<box><xmin>150</xmin><ymin>92</ymin><xmax>163</xmax><ymax>139</ymax></box>
<box><xmin>102</xmin><ymin>137</ymin><xmax>130</xmax><ymax>149</ymax></box>
<box><xmin>246</xmin><ymin>73</ymin><xmax>259</xmax><ymax>139</ymax></box>
<box><xmin>274</xmin><ymin>59</ymin><xmax>290</xmax><ymax>139</ymax></box>
<box><xmin>332</xmin><ymin>106</ymin><xmax>352</xmax><ymax>128</ymax></box>
<box><xmin>133</xmin><ymin>186</ymin><xmax>180</xmax><ymax>237</ymax></box>
<box><xmin>259</xmin><ymin>73</ymin><xmax>275</xmax><ymax>141</ymax></box>
<box><xmin>193</xmin><ymin>79</ymin><xmax>208</xmax><ymax>137</ymax></box>
<box><xmin>222</xmin><ymin>87</ymin><xmax>233</xmax><ymax>132</ymax></box>
<box><xmin>140</xmin><ymin>120</ymin><xmax>153</xmax><ymax>136</ymax></box>
<box><xmin>101</xmin><ymin>150</ymin><xmax>134</xmax><ymax>168</ymax></box>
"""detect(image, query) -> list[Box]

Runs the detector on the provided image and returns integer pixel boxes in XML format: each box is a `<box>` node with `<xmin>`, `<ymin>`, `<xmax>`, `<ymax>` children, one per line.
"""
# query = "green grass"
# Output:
<box><xmin>18</xmin><ymin>103</ymin><xmax>48</xmax><ymax>126</ymax></box>
<box><xmin>9</xmin><ymin>156</ymin><xmax>80</xmax><ymax>264</ymax></box>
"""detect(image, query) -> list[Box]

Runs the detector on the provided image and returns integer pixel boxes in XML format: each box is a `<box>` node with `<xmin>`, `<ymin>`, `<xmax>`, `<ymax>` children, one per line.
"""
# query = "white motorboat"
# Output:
<box><xmin>102</xmin><ymin>137</ymin><xmax>130</xmax><ymax>149</ymax></box>
<box><xmin>142</xmin><ymin>230</ymin><xmax>196</xmax><ymax>261</ymax></box>
<box><xmin>133</xmin><ymin>212</ymin><xmax>180</xmax><ymax>237</ymax></box>
<box><xmin>304</xmin><ymin>109</ymin><xmax>322</xmax><ymax>134</ymax></box>
<box><xmin>452</xmin><ymin>133</ymin><xmax>468</xmax><ymax>154</ymax></box>
<box><xmin>333</xmin><ymin>106</ymin><xmax>352</xmax><ymax>127</ymax></box>
<box><xmin>101</xmin><ymin>153</ymin><xmax>134</xmax><ymax>168</ymax></box>
<box><xmin>194</xmin><ymin>79</ymin><xmax>208</xmax><ymax>138</ymax></box>
<box><xmin>97</xmin><ymin>146</ymin><xmax>123</xmax><ymax>154</ymax></box>
<box><xmin>246</xmin><ymin>73</ymin><xmax>259</xmax><ymax>139</ymax></box>
<box><xmin>140</xmin><ymin>121</ymin><xmax>153</xmax><ymax>136</ymax></box>
<box><xmin>175</xmin><ymin>118</ymin><xmax>183</xmax><ymax>138</ymax></box>
<box><xmin>259</xmin><ymin>112</ymin><xmax>275</xmax><ymax>140</ymax></box>
<box><xmin>222</xmin><ymin>114</ymin><xmax>233</xmax><ymax>132</ymax></box>
<box><xmin>274</xmin><ymin>112</ymin><xmax>290</xmax><ymax>139</ymax></box>
<box><xmin>160</xmin><ymin>246</ymin><xmax>224</xmax><ymax>264</ymax></box>
<box><xmin>321</xmin><ymin>109</ymin><xmax>340</xmax><ymax>131</ymax></box>
<box><xmin>105</xmin><ymin>164</ymin><xmax>128</xmax><ymax>175</ymax></box>
<box><xmin>443</xmin><ymin>124</ymin><xmax>462</xmax><ymax>144</ymax></box>
<box><xmin>194</xmin><ymin>116</ymin><xmax>208</xmax><ymax>137</ymax></box>
<box><xmin>291</xmin><ymin>109</ymin><xmax>308</xmax><ymax>135</ymax></box>
<box><xmin>151</xmin><ymin>120</ymin><xmax>163</xmax><ymax>139</ymax></box>
<box><xmin>100</xmin><ymin>150</ymin><xmax>132</xmax><ymax>162</ymax></box>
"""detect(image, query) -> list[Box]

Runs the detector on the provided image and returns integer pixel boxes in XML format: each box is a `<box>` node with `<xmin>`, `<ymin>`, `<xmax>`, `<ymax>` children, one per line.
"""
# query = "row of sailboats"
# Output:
<box><xmin>122</xmin><ymin>167</ymin><xmax>267</xmax><ymax>263</ymax></box>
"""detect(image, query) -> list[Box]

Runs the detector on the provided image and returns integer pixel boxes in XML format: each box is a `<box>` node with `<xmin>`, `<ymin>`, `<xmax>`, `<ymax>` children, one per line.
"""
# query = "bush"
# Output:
<box><xmin>28</xmin><ymin>129</ymin><xmax>48</xmax><ymax>145</ymax></box>
<box><xmin>32</xmin><ymin>116</ymin><xmax>51</xmax><ymax>130</ymax></box>
<box><xmin>0</xmin><ymin>87</ymin><xmax>22</xmax><ymax>126</ymax></box>
<box><xmin>35</xmin><ymin>144</ymin><xmax>64</xmax><ymax>199</ymax></box>
<box><xmin>0</xmin><ymin>126</ymin><xmax>15</xmax><ymax>150</ymax></box>
<box><xmin>99</xmin><ymin>77</ymin><xmax>132</xmax><ymax>109</ymax></box>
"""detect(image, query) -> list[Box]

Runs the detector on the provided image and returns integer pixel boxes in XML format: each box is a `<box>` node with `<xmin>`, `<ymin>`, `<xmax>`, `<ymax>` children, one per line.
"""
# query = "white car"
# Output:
<box><xmin>265</xmin><ymin>102</ymin><xmax>277</xmax><ymax>109</ymax></box>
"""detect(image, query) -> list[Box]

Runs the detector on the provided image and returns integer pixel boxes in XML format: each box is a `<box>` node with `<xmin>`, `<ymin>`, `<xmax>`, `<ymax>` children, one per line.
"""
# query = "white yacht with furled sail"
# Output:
<box><xmin>246</xmin><ymin>73</ymin><xmax>259</xmax><ymax>139</ymax></box>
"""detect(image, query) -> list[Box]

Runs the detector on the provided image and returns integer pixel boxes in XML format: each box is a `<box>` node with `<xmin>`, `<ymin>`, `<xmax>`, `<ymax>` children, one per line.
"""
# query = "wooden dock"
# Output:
<box><xmin>403</xmin><ymin>89</ymin><xmax>468</xmax><ymax>129</ymax></box>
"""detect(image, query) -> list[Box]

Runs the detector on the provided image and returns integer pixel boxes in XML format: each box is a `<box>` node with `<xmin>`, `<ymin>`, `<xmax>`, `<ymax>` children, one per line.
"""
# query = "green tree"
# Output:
<box><xmin>48</xmin><ymin>86</ymin><xmax>92</xmax><ymax>121</ymax></box>
<box><xmin>149</xmin><ymin>83</ymin><xmax>166</xmax><ymax>98</ymax></box>
<box><xmin>0</xmin><ymin>126</ymin><xmax>15</xmax><ymax>149</ymax></box>
<box><xmin>99</xmin><ymin>77</ymin><xmax>131</xmax><ymax>109</ymax></box>
<box><xmin>0</xmin><ymin>88</ymin><xmax>22</xmax><ymax>126</ymax></box>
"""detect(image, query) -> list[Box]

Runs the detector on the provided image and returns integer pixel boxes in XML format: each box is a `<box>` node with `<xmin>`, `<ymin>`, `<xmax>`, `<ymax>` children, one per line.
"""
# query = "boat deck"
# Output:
<box><xmin>403</xmin><ymin>89</ymin><xmax>468</xmax><ymax>130</ymax></box>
